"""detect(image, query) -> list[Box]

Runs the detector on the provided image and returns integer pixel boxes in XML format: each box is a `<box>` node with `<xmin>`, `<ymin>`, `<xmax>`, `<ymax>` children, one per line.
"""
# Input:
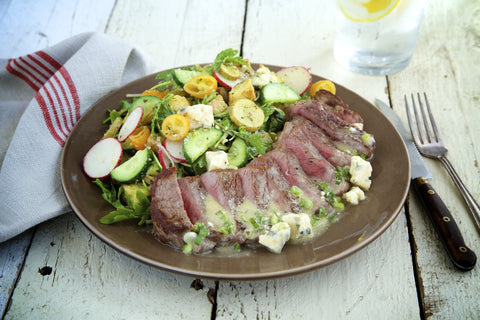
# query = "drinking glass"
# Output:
<box><xmin>334</xmin><ymin>0</ymin><xmax>427</xmax><ymax>75</ymax></box>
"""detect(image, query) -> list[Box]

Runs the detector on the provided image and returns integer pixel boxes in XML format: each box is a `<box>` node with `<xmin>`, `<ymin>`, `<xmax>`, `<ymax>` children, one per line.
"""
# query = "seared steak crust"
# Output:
<box><xmin>314</xmin><ymin>90</ymin><xmax>364</xmax><ymax>124</ymax></box>
<box><xmin>151</xmin><ymin>167</ymin><xmax>193</xmax><ymax>248</ymax></box>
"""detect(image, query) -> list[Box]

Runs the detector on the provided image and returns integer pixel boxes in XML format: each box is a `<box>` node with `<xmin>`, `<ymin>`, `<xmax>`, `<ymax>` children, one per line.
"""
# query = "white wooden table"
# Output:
<box><xmin>1</xmin><ymin>0</ymin><xmax>479</xmax><ymax>319</ymax></box>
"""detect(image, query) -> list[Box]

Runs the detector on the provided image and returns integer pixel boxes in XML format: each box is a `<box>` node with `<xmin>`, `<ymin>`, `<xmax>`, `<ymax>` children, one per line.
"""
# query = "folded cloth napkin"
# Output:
<box><xmin>0</xmin><ymin>32</ymin><xmax>156</xmax><ymax>242</ymax></box>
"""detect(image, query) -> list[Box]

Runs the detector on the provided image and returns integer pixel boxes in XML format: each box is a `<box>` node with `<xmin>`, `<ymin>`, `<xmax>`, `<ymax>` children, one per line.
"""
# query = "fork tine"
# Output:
<box><xmin>405</xmin><ymin>94</ymin><xmax>422</xmax><ymax>145</ymax></box>
<box><xmin>410</xmin><ymin>93</ymin><xmax>428</xmax><ymax>145</ymax></box>
<box><xmin>416</xmin><ymin>92</ymin><xmax>432</xmax><ymax>144</ymax></box>
<box><xmin>423</xmin><ymin>92</ymin><xmax>441</xmax><ymax>142</ymax></box>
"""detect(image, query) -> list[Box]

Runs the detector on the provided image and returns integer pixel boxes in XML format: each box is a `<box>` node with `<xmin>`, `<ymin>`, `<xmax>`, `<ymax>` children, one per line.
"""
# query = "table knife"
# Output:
<box><xmin>375</xmin><ymin>99</ymin><xmax>476</xmax><ymax>271</ymax></box>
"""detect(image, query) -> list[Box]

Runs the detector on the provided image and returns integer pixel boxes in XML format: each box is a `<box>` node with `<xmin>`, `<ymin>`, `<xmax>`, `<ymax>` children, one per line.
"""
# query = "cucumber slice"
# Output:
<box><xmin>111</xmin><ymin>149</ymin><xmax>153</xmax><ymax>183</ymax></box>
<box><xmin>174</xmin><ymin>69</ymin><xmax>201</xmax><ymax>85</ymax></box>
<box><xmin>261</xmin><ymin>83</ymin><xmax>301</xmax><ymax>104</ymax></box>
<box><xmin>130</xmin><ymin>95</ymin><xmax>162</xmax><ymax>123</ymax></box>
<box><xmin>227</xmin><ymin>138</ymin><xmax>248</xmax><ymax>168</ymax></box>
<box><xmin>183</xmin><ymin>128</ymin><xmax>223</xmax><ymax>163</ymax></box>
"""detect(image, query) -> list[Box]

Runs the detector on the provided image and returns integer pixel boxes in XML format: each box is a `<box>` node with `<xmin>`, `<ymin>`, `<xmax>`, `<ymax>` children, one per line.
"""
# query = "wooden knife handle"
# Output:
<box><xmin>412</xmin><ymin>177</ymin><xmax>476</xmax><ymax>271</ymax></box>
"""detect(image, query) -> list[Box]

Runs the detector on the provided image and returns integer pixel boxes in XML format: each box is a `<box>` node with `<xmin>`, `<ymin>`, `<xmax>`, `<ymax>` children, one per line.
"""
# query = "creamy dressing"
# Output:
<box><xmin>236</xmin><ymin>199</ymin><xmax>264</xmax><ymax>239</ymax></box>
<box><xmin>203</xmin><ymin>194</ymin><xmax>235</xmax><ymax>231</ymax></box>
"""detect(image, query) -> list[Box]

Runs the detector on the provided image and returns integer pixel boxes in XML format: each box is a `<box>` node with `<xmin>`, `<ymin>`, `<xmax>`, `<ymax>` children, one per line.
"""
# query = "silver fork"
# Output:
<box><xmin>405</xmin><ymin>93</ymin><xmax>480</xmax><ymax>232</ymax></box>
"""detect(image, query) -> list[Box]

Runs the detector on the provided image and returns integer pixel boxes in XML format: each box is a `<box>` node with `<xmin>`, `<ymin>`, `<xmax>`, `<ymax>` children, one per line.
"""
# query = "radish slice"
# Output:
<box><xmin>157</xmin><ymin>143</ymin><xmax>175</xmax><ymax>169</ymax></box>
<box><xmin>276</xmin><ymin>66</ymin><xmax>312</xmax><ymax>96</ymax></box>
<box><xmin>83</xmin><ymin>137</ymin><xmax>123</xmax><ymax>179</ymax></box>
<box><xmin>213</xmin><ymin>70</ymin><xmax>242</xmax><ymax>90</ymax></box>
<box><xmin>163</xmin><ymin>139</ymin><xmax>187</xmax><ymax>163</ymax></box>
<box><xmin>117</xmin><ymin>106</ymin><xmax>144</xmax><ymax>142</ymax></box>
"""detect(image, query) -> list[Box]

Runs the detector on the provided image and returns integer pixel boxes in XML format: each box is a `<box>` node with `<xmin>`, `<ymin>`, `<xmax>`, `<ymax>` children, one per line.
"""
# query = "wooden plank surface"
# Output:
<box><xmin>388</xmin><ymin>0</ymin><xmax>480</xmax><ymax>318</ymax></box>
<box><xmin>105</xmin><ymin>0</ymin><xmax>247</xmax><ymax>70</ymax></box>
<box><xmin>390</xmin><ymin>0</ymin><xmax>480</xmax><ymax>319</ymax></box>
<box><xmin>0</xmin><ymin>0</ymin><xmax>116</xmax><ymax>58</ymax></box>
<box><xmin>4</xmin><ymin>214</ymin><xmax>215</xmax><ymax>319</ymax></box>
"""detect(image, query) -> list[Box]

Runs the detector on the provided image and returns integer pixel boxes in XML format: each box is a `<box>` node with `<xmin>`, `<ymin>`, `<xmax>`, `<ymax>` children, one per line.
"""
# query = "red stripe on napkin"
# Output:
<box><xmin>6</xmin><ymin>51</ymin><xmax>81</xmax><ymax>147</ymax></box>
<box><xmin>6</xmin><ymin>59</ymin><xmax>42</xmax><ymax>91</ymax></box>
<box><xmin>35</xmin><ymin>93</ymin><xmax>65</xmax><ymax>146</ymax></box>
<box><xmin>27</xmin><ymin>54</ymin><xmax>56</xmax><ymax>78</ymax></box>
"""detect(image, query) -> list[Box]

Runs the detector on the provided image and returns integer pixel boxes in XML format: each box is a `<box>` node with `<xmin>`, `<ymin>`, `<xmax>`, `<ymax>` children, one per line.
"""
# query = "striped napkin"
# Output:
<box><xmin>0</xmin><ymin>32</ymin><xmax>156</xmax><ymax>242</ymax></box>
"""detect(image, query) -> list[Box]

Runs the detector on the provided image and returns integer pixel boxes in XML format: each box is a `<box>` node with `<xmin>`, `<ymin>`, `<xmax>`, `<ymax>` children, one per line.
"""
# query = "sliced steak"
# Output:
<box><xmin>262</xmin><ymin>149</ymin><xmax>332</xmax><ymax>213</ymax></box>
<box><xmin>150</xmin><ymin>167</ymin><xmax>192</xmax><ymax>248</ymax></box>
<box><xmin>251</xmin><ymin>156</ymin><xmax>301</xmax><ymax>213</ymax></box>
<box><xmin>238</xmin><ymin>165</ymin><xmax>270</xmax><ymax>211</ymax></box>
<box><xmin>276</xmin><ymin>120</ymin><xmax>350</xmax><ymax>195</ymax></box>
<box><xmin>286</xmin><ymin>116</ymin><xmax>352</xmax><ymax>168</ymax></box>
<box><xmin>287</xmin><ymin>100</ymin><xmax>374</xmax><ymax>158</ymax></box>
<box><xmin>314</xmin><ymin>90</ymin><xmax>364</xmax><ymax>124</ymax></box>
<box><xmin>200</xmin><ymin>170</ymin><xmax>246</xmax><ymax>246</ymax></box>
<box><xmin>178</xmin><ymin>176</ymin><xmax>206</xmax><ymax>224</ymax></box>
<box><xmin>200</xmin><ymin>170</ymin><xmax>244</xmax><ymax>211</ymax></box>
<box><xmin>149</xmin><ymin>90</ymin><xmax>375</xmax><ymax>253</ymax></box>
<box><xmin>179</xmin><ymin>174</ymin><xmax>244</xmax><ymax>250</ymax></box>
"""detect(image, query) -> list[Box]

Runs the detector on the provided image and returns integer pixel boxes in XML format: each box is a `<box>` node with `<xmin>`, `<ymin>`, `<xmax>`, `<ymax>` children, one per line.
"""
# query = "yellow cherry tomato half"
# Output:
<box><xmin>309</xmin><ymin>80</ymin><xmax>336</xmax><ymax>97</ymax></box>
<box><xmin>161</xmin><ymin>114</ymin><xmax>190</xmax><ymax>141</ymax></box>
<box><xmin>184</xmin><ymin>75</ymin><xmax>218</xmax><ymax>98</ymax></box>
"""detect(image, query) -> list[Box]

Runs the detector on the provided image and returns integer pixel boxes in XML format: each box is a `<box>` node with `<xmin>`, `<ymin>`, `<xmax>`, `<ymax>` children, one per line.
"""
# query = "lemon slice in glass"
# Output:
<box><xmin>338</xmin><ymin>0</ymin><xmax>400</xmax><ymax>22</ymax></box>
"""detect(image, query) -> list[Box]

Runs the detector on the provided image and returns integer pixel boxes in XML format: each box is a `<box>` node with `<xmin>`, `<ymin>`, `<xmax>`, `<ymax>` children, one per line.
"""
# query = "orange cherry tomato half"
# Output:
<box><xmin>141</xmin><ymin>89</ymin><xmax>170</xmax><ymax>99</ymax></box>
<box><xmin>309</xmin><ymin>80</ymin><xmax>336</xmax><ymax>97</ymax></box>
<box><xmin>161</xmin><ymin>114</ymin><xmax>190</xmax><ymax>141</ymax></box>
<box><xmin>184</xmin><ymin>75</ymin><xmax>218</xmax><ymax>99</ymax></box>
<box><xmin>129</xmin><ymin>126</ymin><xmax>151</xmax><ymax>150</ymax></box>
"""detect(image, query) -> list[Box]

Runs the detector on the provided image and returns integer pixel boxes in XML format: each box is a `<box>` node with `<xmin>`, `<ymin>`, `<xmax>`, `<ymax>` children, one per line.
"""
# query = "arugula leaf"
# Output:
<box><xmin>93</xmin><ymin>179</ymin><xmax>123</xmax><ymax>208</ymax></box>
<box><xmin>150</xmin><ymin>94</ymin><xmax>175</xmax><ymax>136</ymax></box>
<box><xmin>214</xmin><ymin>117</ymin><xmax>272</xmax><ymax>158</ymax></box>
<box><xmin>207</xmin><ymin>48</ymin><xmax>247</xmax><ymax>72</ymax></box>
<box><xmin>243</xmin><ymin>132</ymin><xmax>272</xmax><ymax>157</ymax></box>
<box><xmin>260</xmin><ymin>103</ymin><xmax>285</xmax><ymax>132</ymax></box>
<box><xmin>153</xmin><ymin>69</ymin><xmax>182</xmax><ymax>91</ymax></box>
<box><xmin>93</xmin><ymin>179</ymin><xmax>151</xmax><ymax>225</ymax></box>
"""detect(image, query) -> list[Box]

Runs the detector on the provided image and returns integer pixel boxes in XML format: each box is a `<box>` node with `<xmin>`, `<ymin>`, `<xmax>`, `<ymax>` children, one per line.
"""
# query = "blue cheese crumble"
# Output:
<box><xmin>258</xmin><ymin>222</ymin><xmax>291</xmax><ymax>253</ymax></box>
<box><xmin>349</xmin><ymin>156</ymin><xmax>372</xmax><ymax>190</ymax></box>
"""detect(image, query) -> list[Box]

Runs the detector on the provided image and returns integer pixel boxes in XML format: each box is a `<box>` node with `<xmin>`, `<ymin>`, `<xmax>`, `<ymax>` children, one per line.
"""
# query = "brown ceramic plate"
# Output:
<box><xmin>61</xmin><ymin>65</ymin><xmax>410</xmax><ymax>281</ymax></box>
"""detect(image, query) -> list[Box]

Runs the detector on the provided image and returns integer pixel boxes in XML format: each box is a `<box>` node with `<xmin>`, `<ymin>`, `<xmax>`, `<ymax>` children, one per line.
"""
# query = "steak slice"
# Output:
<box><xmin>287</xmin><ymin>100</ymin><xmax>375</xmax><ymax>158</ymax></box>
<box><xmin>238</xmin><ymin>165</ymin><xmax>270</xmax><ymax>211</ymax></box>
<box><xmin>287</xmin><ymin>116</ymin><xmax>352</xmax><ymax>168</ymax></box>
<box><xmin>178</xmin><ymin>175</ymin><xmax>243</xmax><ymax>251</ymax></box>
<box><xmin>276</xmin><ymin>120</ymin><xmax>350</xmax><ymax>195</ymax></box>
<box><xmin>278</xmin><ymin>137</ymin><xmax>350</xmax><ymax>196</ymax></box>
<box><xmin>150</xmin><ymin>167</ymin><xmax>193</xmax><ymax>248</ymax></box>
<box><xmin>314</xmin><ymin>90</ymin><xmax>364</xmax><ymax>124</ymax></box>
<box><xmin>262</xmin><ymin>149</ymin><xmax>333</xmax><ymax>213</ymax></box>
<box><xmin>200</xmin><ymin>170</ymin><xmax>244</xmax><ymax>211</ymax></box>
<box><xmin>178</xmin><ymin>176</ymin><xmax>206</xmax><ymax>224</ymax></box>
<box><xmin>251</xmin><ymin>156</ymin><xmax>301</xmax><ymax>213</ymax></box>
<box><xmin>200</xmin><ymin>169</ymin><xmax>246</xmax><ymax>245</ymax></box>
